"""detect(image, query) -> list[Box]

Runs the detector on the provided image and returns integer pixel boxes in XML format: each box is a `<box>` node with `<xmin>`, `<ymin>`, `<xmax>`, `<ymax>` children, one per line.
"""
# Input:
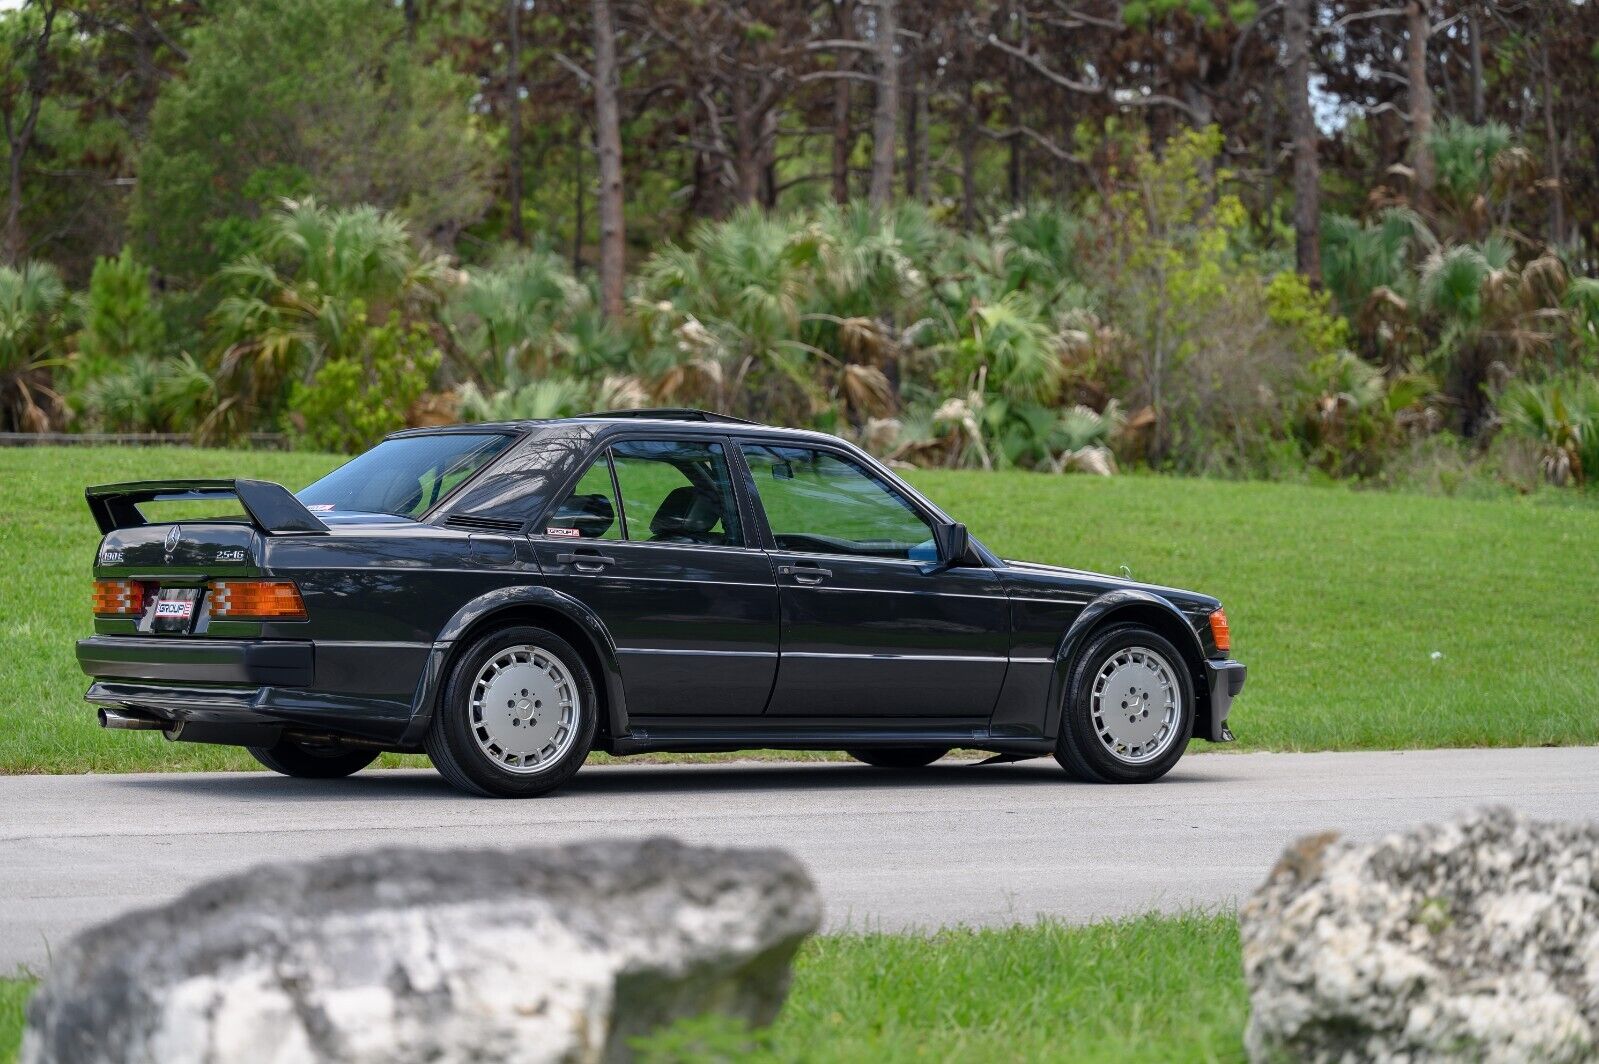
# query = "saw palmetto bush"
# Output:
<box><xmin>75</xmin><ymin>354</ymin><xmax>216</xmax><ymax>435</ymax></box>
<box><xmin>1418</xmin><ymin>241</ymin><xmax>1572</xmax><ymax>434</ymax></box>
<box><xmin>1321</xmin><ymin>207</ymin><xmax>1436</xmax><ymax>368</ymax></box>
<box><xmin>443</xmin><ymin>245</ymin><xmax>590</xmax><ymax>390</ymax></box>
<box><xmin>0</xmin><ymin>261</ymin><xmax>67</xmax><ymax>432</ymax></box>
<box><xmin>1295</xmin><ymin>350</ymin><xmax>1438</xmax><ymax>479</ymax></box>
<box><xmin>1499</xmin><ymin>374</ymin><xmax>1599</xmax><ymax>487</ymax></box>
<box><xmin>209</xmin><ymin>198</ymin><xmax>452</xmax><ymax>438</ymax></box>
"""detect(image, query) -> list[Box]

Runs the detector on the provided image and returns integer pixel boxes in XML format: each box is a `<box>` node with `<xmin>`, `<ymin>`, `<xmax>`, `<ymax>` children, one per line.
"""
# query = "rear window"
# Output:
<box><xmin>297</xmin><ymin>434</ymin><xmax>514</xmax><ymax>518</ymax></box>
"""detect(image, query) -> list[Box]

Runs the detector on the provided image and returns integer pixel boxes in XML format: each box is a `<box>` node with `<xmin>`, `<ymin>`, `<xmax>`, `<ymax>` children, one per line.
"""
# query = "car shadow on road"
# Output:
<box><xmin>111</xmin><ymin>757</ymin><xmax>1232</xmax><ymax>803</ymax></box>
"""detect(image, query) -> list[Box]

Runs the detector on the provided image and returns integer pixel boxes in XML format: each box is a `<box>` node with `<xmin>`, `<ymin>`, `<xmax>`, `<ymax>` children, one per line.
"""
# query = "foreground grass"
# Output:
<box><xmin>0</xmin><ymin>914</ymin><xmax>1245</xmax><ymax>1064</ymax></box>
<box><xmin>2</xmin><ymin>446</ymin><xmax>1596</xmax><ymax>773</ymax></box>
<box><xmin>0</xmin><ymin>979</ymin><xmax>27</xmax><ymax>1064</ymax></box>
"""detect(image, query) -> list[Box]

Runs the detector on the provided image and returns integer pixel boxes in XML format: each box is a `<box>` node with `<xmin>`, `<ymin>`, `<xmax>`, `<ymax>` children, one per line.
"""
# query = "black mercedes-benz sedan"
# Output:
<box><xmin>77</xmin><ymin>410</ymin><xmax>1245</xmax><ymax>797</ymax></box>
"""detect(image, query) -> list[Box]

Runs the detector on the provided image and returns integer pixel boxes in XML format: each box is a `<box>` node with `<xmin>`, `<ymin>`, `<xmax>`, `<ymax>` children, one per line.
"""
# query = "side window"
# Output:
<box><xmin>610</xmin><ymin>439</ymin><xmax>744</xmax><ymax>548</ymax></box>
<box><xmin>742</xmin><ymin>445</ymin><xmax>935</xmax><ymax>560</ymax></box>
<box><xmin>546</xmin><ymin>456</ymin><xmax>622</xmax><ymax>539</ymax></box>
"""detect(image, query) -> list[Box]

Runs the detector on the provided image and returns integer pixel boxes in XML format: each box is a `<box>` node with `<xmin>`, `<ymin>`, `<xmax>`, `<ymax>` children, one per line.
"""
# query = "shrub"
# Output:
<box><xmin>287</xmin><ymin>318</ymin><xmax>440</xmax><ymax>453</ymax></box>
<box><xmin>1499</xmin><ymin>374</ymin><xmax>1599</xmax><ymax>487</ymax></box>
<box><xmin>131</xmin><ymin>0</ymin><xmax>490</xmax><ymax>280</ymax></box>
<box><xmin>76</xmin><ymin>353</ymin><xmax>215</xmax><ymax>434</ymax></box>
<box><xmin>74</xmin><ymin>248</ymin><xmax>165</xmax><ymax>369</ymax></box>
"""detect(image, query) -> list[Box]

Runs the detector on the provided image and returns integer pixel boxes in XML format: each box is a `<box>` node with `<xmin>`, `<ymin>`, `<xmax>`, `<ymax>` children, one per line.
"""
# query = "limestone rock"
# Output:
<box><xmin>23</xmin><ymin>837</ymin><xmax>819</xmax><ymax>1064</ymax></box>
<box><xmin>1241</xmin><ymin>807</ymin><xmax>1599</xmax><ymax>1062</ymax></box>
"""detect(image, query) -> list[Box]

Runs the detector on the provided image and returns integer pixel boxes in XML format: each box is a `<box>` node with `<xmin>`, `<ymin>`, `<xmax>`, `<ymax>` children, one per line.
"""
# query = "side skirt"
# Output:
<box><xmin>608</xmin><ymin>717</ymin><xmax>1056</xmax><ymax>757</ymax></box>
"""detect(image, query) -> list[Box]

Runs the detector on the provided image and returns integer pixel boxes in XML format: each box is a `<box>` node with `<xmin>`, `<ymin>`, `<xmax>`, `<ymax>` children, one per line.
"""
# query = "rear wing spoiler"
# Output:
<box><xmin>85</xmin><ymin>479</ymin><xmax>330</xmax><ymax>536</ymax></box>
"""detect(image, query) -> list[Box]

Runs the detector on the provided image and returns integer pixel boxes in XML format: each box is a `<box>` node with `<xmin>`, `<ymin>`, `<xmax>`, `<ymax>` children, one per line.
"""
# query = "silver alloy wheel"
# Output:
<box><xmin>468</xmin><ymin>644</ymin><xmax>580</xmax><ymax>774</ymax></box>
<box><xmin>1089</xmin><ymin>645</ymin><xmax>1182</xmax><ymax>765</ymax></box>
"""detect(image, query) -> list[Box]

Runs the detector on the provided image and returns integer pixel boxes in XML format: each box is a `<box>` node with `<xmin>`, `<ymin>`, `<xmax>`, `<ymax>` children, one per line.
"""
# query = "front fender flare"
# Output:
<box><xmin>400</xmin><ymin>585</ymin><xmax>629</xmax><ymax>746</ymax></box>
<box><xmin>1043</xmin><ymin>588</ymin><xmax>1208</xmax><ymax>740</ymax></box>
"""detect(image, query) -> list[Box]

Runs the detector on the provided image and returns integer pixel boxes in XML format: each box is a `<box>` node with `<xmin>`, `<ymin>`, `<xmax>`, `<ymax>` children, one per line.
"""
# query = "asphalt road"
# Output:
<box><xmin>3</xmin><ymin>746</ymin><xmax>1597</xmax><ymax>973</ymax></box>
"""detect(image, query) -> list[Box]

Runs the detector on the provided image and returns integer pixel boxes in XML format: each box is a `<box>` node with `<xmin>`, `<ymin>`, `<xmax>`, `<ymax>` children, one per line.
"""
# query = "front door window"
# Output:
<box><xmin>741</xmin><ymin>444</ymin><xmax>934</xmax><ymax>560</ymax></box>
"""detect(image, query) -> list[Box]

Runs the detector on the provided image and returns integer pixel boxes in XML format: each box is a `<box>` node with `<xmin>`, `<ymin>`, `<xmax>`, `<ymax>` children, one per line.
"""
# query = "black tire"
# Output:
<box><xmin>247</xmin><ymin>737</ymin><xmax>378</xmax><ymax>779</ymax></box>
<box><xmin>425</xmin><ymin>625</ymin><xmax>597</xmax><ymax>798</ymax></box>
<box><xmin>846</xmin><ymin>746</ymin><xmax>949</xmax><ymax>769</ymax></box>
<box><xmin>1054</xmin><ymin>624</ymin><xmax>1194</xmax><ymax>784</ymax></box>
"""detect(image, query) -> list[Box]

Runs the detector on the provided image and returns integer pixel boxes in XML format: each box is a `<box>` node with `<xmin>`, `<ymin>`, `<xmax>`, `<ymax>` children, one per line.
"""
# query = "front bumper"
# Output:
<box><xmin>76</xmin><ymin>636</ymin><xmax>313</xmax><ymax>686</ymax></box>
<box><xmin>1203</xmin><ymin>658</ymin><xmax>1246</xmax><ymax>742</ymax></box>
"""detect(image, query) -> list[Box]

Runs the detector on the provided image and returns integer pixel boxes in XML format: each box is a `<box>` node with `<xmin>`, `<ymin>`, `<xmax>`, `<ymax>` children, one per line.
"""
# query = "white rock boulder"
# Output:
<box><xmin>1240</xmin><ymin>807</ymin><xmax>1599</xmax><ymax>1063</ymax></box>
<box><xmin>22</xmin><ymin>837</ymin><xmax>819</xmax><ymax>1064</ymax></box>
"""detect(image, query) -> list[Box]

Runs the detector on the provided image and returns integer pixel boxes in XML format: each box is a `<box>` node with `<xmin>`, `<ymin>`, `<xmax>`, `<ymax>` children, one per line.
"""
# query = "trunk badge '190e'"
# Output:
<box><xmin>164</xmin><ymin>525</ymin><xmax>181</xmax><ymax>554</ymax></box>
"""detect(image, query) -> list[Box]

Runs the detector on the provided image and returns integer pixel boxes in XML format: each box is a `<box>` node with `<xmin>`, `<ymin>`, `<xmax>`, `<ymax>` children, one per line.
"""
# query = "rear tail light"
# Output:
<box><xmin>92</xmin><ymin>579</ymin><xmax>145</xmax><ymax>617</ymax></box>
<box><xmin>1208</xmin><ymin>608</ymin><xmax>1231</xmax><ymax>654</ymax></box>
<box><xmin>208</xmin><ymin>580</ymin><xmax>307</xmax><ymax>620</ymax></box>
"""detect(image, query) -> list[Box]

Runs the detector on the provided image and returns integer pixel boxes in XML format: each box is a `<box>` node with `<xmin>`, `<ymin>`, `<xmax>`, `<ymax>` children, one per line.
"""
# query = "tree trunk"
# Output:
<box><xmin>1539</xmin><ymin>33</ymin><xmax>1564</xmax><ymax>246</ymax></box>
<box><xmin>831</xmin><ymin>0</ymin><xmax>856</xmax><ymax>204</ymax></box>
<box><xmin>1466</xmin><ymin>4</ymin><xmax>1484</xmax><ymax>125</ymax></box>
<box><xmin>572</xmin><ymin>125</ymin><xmax>586</xmax><ymax>273</ymax></box>
<box><xmin>1405</xmin><ymin>0</ymin><xmax>1434</xmax><ymax>200</ymax></box>
<box><xmin>867</xmin><ymin>0</ymin><xmax>898</xmax><ymax>208</ymax></box>
<box><xmin>591</xmin><ymin>0</ymin><xmax>626</xmax><ymax>319</ymax></box>
<box><xmin>760</xmin><ymin>109</ymin><xmax>780</xmax><ymax>209</ymax></box>
<box><xmin>506</xmin><ymin>0</ymin><xmax>526</xmax><ymax>245</ymax></box>
<box><xmin>959</xmin><ymin>93</ymin><xmax>978</xmax><ymax>231</ymax></box>
<box><xmin>1005</xmin><ymin>0</ymin><xmax>1026</xmax><ymax>205</ymax></box>
<box><xmin>902</xmin><ymin>39</ymin><xmax>923</xmax><ymax>200</ymax></box>
<box><xmin>1285</xmin><ymin>0</ymin><xmax>1321</xmax><ymax>285</ymax></box>
<box><xmin>732</xmin><ymin>75</ymin><xmax>762</xmax><ymax>205</ymax></box>
<box><xmin>3</xmin><ymin>143</ymin><xmax>26</xmax><ymax>269</ymax></box>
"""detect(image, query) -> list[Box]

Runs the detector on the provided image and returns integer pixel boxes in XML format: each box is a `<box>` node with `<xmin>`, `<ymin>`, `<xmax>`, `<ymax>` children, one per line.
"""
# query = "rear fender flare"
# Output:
<box><xmin>401</xmin><ymin>586</ymin><xmax>628</xmax><ymax>745</ymax></box>
<box><xmin>1043</xmin><ymin>589</ymin><xmax>1208</xmax><ymax>740</ymax></box>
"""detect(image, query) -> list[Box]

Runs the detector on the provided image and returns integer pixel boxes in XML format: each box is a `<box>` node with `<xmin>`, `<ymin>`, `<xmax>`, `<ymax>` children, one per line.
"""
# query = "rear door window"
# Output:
<box><xmin>544</xmin><ymin>456</ymin><xmax>623</xmax><ymax>540</ymax></box>
<box><xmin>546</xmin><ymin>440</ymin><xmax>744</xmax><ymax>546</ymax></box>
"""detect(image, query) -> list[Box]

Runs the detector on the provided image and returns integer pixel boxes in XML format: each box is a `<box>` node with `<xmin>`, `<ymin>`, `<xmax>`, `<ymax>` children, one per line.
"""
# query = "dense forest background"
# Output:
<box><xmin>3</xmin><ymin>0</ymin><xmax>1597</xmax><ymax>491</ymax></box>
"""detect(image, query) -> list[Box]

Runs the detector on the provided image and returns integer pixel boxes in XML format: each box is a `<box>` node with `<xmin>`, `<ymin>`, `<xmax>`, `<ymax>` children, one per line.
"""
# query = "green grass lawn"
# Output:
<box><xmin>0</xmin><ymin>913</ymin><xmax>1245</xmax><ymax>1064</ymax></box>
<box><xmin>0</xmin><ymin>978</ymin><xmax>28</xmax><ymax>1064</ymax></box>
<box><xmin>1</xmin><ymin>445</ymin><xmax>1596</xmax><ymax>774</ymax></box>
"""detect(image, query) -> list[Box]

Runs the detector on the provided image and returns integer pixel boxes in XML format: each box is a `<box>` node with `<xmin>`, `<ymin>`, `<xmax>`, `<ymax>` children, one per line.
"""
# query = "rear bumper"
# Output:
<box><xmin>77</xmin><ymin>636</ymin><xmax>313</xmax><ymax>687</ymax></box>
<box><xmin>77</xmin><ymin>636</ymin><xmax>441</xmax><ymax>747</ymax></box>
<box><xmin>1203</xmin><ymin>658</ymin><xmax>1246</xmax><ymax>742</ymax></box>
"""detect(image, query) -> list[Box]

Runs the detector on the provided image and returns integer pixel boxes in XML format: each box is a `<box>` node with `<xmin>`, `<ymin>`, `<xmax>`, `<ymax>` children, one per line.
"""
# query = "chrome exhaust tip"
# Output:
<box><xmin>98</xmin><ymin>707</ymin><xmax>165</xmax><ymax>731</ymax></box>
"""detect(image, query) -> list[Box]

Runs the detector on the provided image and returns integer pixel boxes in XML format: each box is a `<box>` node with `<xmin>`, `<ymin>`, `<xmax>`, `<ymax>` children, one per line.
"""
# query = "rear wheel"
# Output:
<box><xmin>846</xmin><ymin>747</ymin><xmax>949</xmax><ymax>769</ymax></box>
<box><xmin>425</xmin><ymin>625</ymin><xmax>597</xmax><ymax>798</ymax></box>
<box><xmin>247</xmin><ymin>737</ymin><xmax>378</xmax><ymax>779</ymax></box>
<box><xmin>1055</xmin><ymin>624</ymin><xmax>1193</xmax><ymax>784</ymax></box>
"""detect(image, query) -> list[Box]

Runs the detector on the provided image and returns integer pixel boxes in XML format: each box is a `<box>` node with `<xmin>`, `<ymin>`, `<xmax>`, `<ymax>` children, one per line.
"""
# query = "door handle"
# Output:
<box><xmin>777</xmin><ymin>564</ymin><xmax>832</xmax><ymax>583</ymax></box>
<box><xmin>556</xmin><ymin>552</ymin><xmax>616</xmax><ymax>572</ymax></box>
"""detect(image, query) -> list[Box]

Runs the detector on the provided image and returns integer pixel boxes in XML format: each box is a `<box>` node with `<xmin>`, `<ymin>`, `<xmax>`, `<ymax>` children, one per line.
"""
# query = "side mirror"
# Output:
<box><xmin>932</xmin><ymin>521</ymin><xmax>970</xmax><ymax>567</ymax></box>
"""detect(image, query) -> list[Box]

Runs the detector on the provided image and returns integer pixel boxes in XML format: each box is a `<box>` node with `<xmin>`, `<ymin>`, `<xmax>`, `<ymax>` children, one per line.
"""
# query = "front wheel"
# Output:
<box><xmin>425</xmin><ymin>625</ymin><xmax>597</xmax><ymax>798</ymax></box>
<box><xmin>1055</xmin><ymin>624</ymin><xmax>1193</xmax><ymax>784</ymax></box>
<box><xmin>846</xmin><ymin>747</ymin><xmax>949</xmax><ymax>769</ymax></box>
<box><xmin>247</xmin><ymin>737</ymin><xmax>378</xmax><ymax>779</ymax></box>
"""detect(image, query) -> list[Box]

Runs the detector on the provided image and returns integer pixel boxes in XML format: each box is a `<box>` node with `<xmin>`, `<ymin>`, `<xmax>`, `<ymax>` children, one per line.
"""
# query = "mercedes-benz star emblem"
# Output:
<box><xmin>164</xmin><ymin>525</ymin><xmax>181</xmax><ymax>553</ymax></box>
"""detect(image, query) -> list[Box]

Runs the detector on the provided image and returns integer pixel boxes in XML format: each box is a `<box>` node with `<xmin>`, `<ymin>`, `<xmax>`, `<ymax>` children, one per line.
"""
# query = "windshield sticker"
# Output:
<box><xmin>547</xmin><ymin>527</ymin><xmax>581</xmax><ymax>538</ymax></box>
<box><xmin>307</xmin><ymin>504</ymin><xmax>335</xmax><ymax>512</ymax></box>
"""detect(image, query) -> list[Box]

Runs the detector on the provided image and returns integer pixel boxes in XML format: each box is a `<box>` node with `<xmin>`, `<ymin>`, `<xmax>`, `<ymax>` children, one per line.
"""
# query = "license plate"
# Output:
<box><xmin>151</xmin><ymin>588</ymin><xmax>201</xmax><ymax>632</ymax></box>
